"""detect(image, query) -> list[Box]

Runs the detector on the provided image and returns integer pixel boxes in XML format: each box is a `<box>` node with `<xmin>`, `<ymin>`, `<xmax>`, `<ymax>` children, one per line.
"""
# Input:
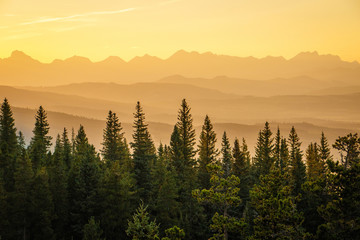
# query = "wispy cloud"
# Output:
<box><xmin>20</xmin><ymin>8</ymin><xmax>135</xmax><ymax>26</ymax></box>
<box><xmin>2</xmin><ymin>32</ymin><xmax>42</xmax><ymax>40</ymax></box>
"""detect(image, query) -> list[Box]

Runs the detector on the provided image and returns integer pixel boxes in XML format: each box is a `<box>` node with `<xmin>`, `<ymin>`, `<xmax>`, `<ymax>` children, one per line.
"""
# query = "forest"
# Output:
<box><xmin>0</xmin><ymin>97</ymin><xmax>359</xmax><ymax>240</ymax></box>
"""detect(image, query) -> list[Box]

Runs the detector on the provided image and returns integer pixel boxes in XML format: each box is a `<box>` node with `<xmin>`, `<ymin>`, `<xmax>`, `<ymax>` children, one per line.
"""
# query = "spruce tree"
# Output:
<box><xmin>197</xmin><ymin>115</ymin><xmax>218</xmax><ymax>189</ymax></box>
<box><xmin>250</xmin><ymin>168</ymin><xmax>307</xmax><ymax>239</ymax></box>
<box><xmin>288</xmin><ymin>126</ymin><xmax>306</xmax><ymax>196</ymax></box>
<box><xmin>253</xmin><ymin>122</ymin><xmax>274</xmax><ymax>180</ymax></box>
<box><xmin>62</xmin><ymin>128</ymin><xmax>73</xmax><ymax>170</ymax></box>
<box><xmin>100</xmin><ymin>161</ymin><xmax>134</xmax><ymax>240</ymax></box>
<box><xmin>29</xmin><ymin>106</ymin><xmax>52</xmax><ymax>170</ymax></box>
<box><xmin>279</xmin><ymin>138</ymin><xmax>290</xmax><ymax>174</ymax></box>
<box><xmin>68</xmin><ymin>125</ymin><xmax>101</xmax><ymax>239</ymax></box>
<box><xmin>8</xmin><ymin>150</ymin><xmax>33</xmax><ymax>240</ymax></box>
<box><xmin>221</xmin><ymin>131</ymin><xmax>232</xmax><ymax>178</ymax></box>
<box><xmin>101</xmin><ymin>110</ymin><xmax>127</xmax><ymax>166</ymax></box>
<box><xmin>274</xmin><ymin>127</ymin><xmax>281</xmax><ymax>169</ymax></box>
<box><xmin>83</xmin><ymin>216</ymin><xmax>104</xmax><ymax>240</ymax></box>
<box><xmin>0</xmin><ymin>98</ymin><xmax>18</xmax><ymax>191</ymax></box>
<box><xmin>48</xmin><ymin>135</ymin><xmax>69</xmax><ymax>239</ymax></box>
<box><xmin>131</xmin><ymin>101</ymin><xmax>156</xmax><ymax>203</ymax></box>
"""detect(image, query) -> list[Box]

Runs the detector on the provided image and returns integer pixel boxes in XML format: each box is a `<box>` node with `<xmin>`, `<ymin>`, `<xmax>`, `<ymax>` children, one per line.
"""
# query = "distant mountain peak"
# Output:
<box><xmin>8</xmin><ymin>50</ymin><xmax>38</xmax><ymax>62</ymax></box>
<box><xmin>64</xmin><ymin>55</ymin><xmax>92</xmax><ymax>64</ymax></box>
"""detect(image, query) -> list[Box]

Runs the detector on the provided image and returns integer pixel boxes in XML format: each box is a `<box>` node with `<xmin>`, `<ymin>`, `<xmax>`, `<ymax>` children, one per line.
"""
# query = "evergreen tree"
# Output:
<box><xmin>102</xmin><ymin>110</ymin><xmax>128</xmax><ymax>166</ymax></box>
<box><xmin>68</xmin><ymin>125</ymin><xmax>101</xmax><ymax>239</ymax></box>
<box><xmin>29</xmin><ymin>106</ymin><xmax>52</xmax><ymax>170</ymax></box>
<box><xmin>197</xmin><ymin>115</ymin><xmax>218</xmax><ymax>189</ymax></box>
<box><xmin>162</xmin><ymin>226</ymin><xmax>185</xmax><ymax>240</ymax></box>
<box><xmin>8</xmin><ymin>150</ymin><xmax>33</xmax><ymax>240</ymax></box>
<box><xmin>319</xmin><ymin>132</ymin><xmax>332</xmax><ymax>163</ymax></box>
<box><xmin>250</xmin><ymin>168</ymin><xmax>307</xmax><ymax>239</ymax></box>
<box><xmin>0</xmin><ymin>98</ymin><xmax>18</xmax><ymax>191</ymax></box>
<box><xmin>48</xmin><ymin>135</ymin><xmax>69</xmax><ymax>239</ymax></box>
<box><xmin>253</xmin><ymin>122</ymin><xmax>274</xmax><ymax>180</ymax></box>
<box><xmin>317</xmin><ymin>133</ymin><xmax>360</xmax><ymax>239</ymax></box>
<box><xmin>173</xmin><ymin>99</ymin><xmax>205</xmax><ymax>239</ymax></box>
<box><xmin>305</xmin><ymin>142</ymin><xmax>324</xmax><ymax>180</ymax></box>
<box><xmin>126</xmin><ymin>202</ymin><xmax>160</xmax><ymax>240</ymax></box>
<box><xmin>29</xmin><ymin>167</ymin><xmax>54</xmax><ymax>240</ymax></box>
<box><xmin>221</xmin><ymin>131</ymin><xmax>232</xmax><ymax>178</ymax></box>
<box><xmin>131</xmin><ymin>101</ymin><xmax>156</xmax><ymax>203</ymax></box>
<box><xmin>288</xmin><ymin>126</ymin><xmax>306</xmax><ymax>196</ymax></box>
<box><xmin>279</xmin><ymin>138</ymin><xmax>290</xmax><ymax>174</ymax></box>
<box><xmin>151</xmin><ymin>146</ymin><xmax>179</xmax><ymax>231</ymax></box>
<box><xmin>83</xmin><ymin>216</ymin><xmax>104</xmax><ymax>240</ymax></box>
<box><xmin>62</xmin><ymin>128</ymin><xmax>73</xmax><ymax>170</ymax></box>
<box><xmin>193</xmin><ymin>164</ymin><xmax>246</xmax><ymax>240</ymax></box>
<box><xmin>274</xmin><ymin>127</ymin><xmax>281</xmax><ymax>169</ymax></box>
<box><xmin>100</xmin><ymin>161</ymin><xmax>134</xmax><ymax>240</ymax></box>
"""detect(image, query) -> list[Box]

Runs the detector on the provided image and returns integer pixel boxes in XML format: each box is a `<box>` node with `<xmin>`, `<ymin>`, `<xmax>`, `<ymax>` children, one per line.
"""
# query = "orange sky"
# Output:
<box><xmin>0</xmin><ymin>0</ymin><xmax>359</xmax><ymax>62</ymax></box>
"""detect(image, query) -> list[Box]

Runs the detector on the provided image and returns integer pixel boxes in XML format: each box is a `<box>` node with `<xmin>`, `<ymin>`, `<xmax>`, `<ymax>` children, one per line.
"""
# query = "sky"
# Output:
<box><xmin>0</xmin><ymin>0</ymin><xmax>359</xmax><ymax>62</ymax></box>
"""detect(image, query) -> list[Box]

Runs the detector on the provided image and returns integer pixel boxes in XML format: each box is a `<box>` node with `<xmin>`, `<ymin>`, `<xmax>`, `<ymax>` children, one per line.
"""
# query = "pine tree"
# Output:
<box><xmin>102</xmin><ymin>110</ymin><xmax>128</xmax><ymax>166</ymax></box>
<box><xmin>83</xmin><ymin>216</ymin><xmax>104</xmax><ymax>240</ymax></box>
<box><xmin>126</xmin><ymin>202</ymin><xmax>160</xmax><ymax>240</ymax></box>
<box><xmin>197</xmin><ymin>115</ymin><xmax>218</xmax><ymax>189</ymax></box>
<box><xmin>288</xmin><ymin>126</ymin><xmax>306</xmax><ymax>196</ymax></box>
<box><xmin>8</xmin><ymin>150</ymin><xmax>33</xmax><ymax>240</ymax></box>
<box><xmin>29</xmin><ymin>167</ymin><xmax>54</xmax><ymax>240</ymax></box>
<box><xmin>319</xmin><ymin>132</ymin><xmax>332</xmax><ymax>163</ymax></box>
<box><xmin>0</xmin><ymin>98</ymin><xmax>18</xmax><ymax>191</ymax></box>
<box><xmin>279</xmin><ymin>138</ymin><xmax>290</xmax><ymax>174</ymax></box>
<box><xmin>62</xmin><ymin>128</ymin><xmax>73</xmax><ymax>170</ymax></box>
<box><xmin>151</xmin><ymin>146</ymin><xmax>179</xmax><ymax>231</ymax></box>
<box><xmin>274</xmin><ymin>127</ymin><xmax>281</xmax><ymax>169</ymax></box>
<box><xmin>131</xmin><ymin>101</ymin><xmax>156</xmax><ymax>203</ymax></box>
<box><xmin>48</xmin><ymin>135</ymin><xmax>69</xmax><ymax>239</ymax></box>
<box><xmin>100</xmin><ymin>161</ymin><xmax>134</xmax><ymax>240</ymax></box>
<box><xmin>250</xmin><ymin>168</ymin><xmax>307</xmax><ymax>239</ymax></box>
<box><xmin>221</xmin><ymin>131</ymin><xmax>232</xmax><ymax>178</ymax></box>
<box><xmin>253</xmin><ymin>122</ymin><xmax>274</xmax><ymax>180</ymax></box>
<box><xmin>193</xmin><ymin>164</ymin><xmax>246</xmax><ymax>240</ymax></box>
<box><xmin>162</xmin><ymin>226</ymin><xmax>185</xmax><ymax>240</ymax></box>
<box><xmin>29</xmin><ymin>106</ymin><xmax>52</xmax><ymax>170</ymax></box>
<box><xmin>317</xmin><ymin>133</ymin><xmax>360</xmax><ymax>239</ymax></box>
<box><xmin>169</xmin><ymin>125</ymin><xmax>183</xmax><ymax>174</ymax></box>
<box><xmin>68</xmin><ymin>125</ymin><xmax>101</xmax><ymax>239</ymax></box>
<box><xmin>305</xmin><ymin>142</ymin><xmax>323</xmax><ymax>180</ymax></box>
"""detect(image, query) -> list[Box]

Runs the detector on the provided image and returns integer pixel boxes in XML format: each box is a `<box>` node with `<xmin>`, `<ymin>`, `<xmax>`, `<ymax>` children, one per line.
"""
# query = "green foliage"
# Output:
<box><xmin>193</xmin><ymin>164</ymin><xmax>245</xmax><ymax>240</ymax></box>
<box><xmin>288</xmin><ymin>126</ymin><xmax>306</xmax><ymax>196</ymax></box>
<box><xmin>126</xmin><ymin>202</ymin><xmax>160</xmax><ymax>240</ymax></box>
<box><xmin>102</xmin><ymin>110</ymin><xmax>128</xmax><ymax>166</ymax></box>
<box><xmin>253</xmin><ymin>122</ymin><xmax>274</xmax><ymax>180</ymax></box>
<box><xmin>161</xmin><ymin>226</ymin><xmax>185</xmax><ymax>240</ymax></box>
<box><xmin>317</xmin><ymin>133</ymin><xmax>360</xmax><ymax>239</ymax></box>
<box><xmin>131</xmin><ymin>102</ymin><xmax>156</xmax><ymax>203</ymax></box>
<box><xmin>83</xmin><ymin>216</ymin><xmax>104</xmax><ymax>240</ymax></box>
<box><xmin>100</xmin><ymin>161</ymin><xmax>134</xmax><ymax>239</ymax></box>
<box><xmin>0</xmin><ymin>98</ymin><xmax>18</xmax><ymax>192</ymax></box>
<box><xmin>198</xmin><ymin>115</ymin><xmax>218</xmax><ymax>189</ymax></box>
<box><xmin>250</xmin><ymin>168</ymin><xmax>307</xmax><ymax>240</ymax></box>
<box><xmin>29</xmin><ymin>106</ymin><xmax>52</xmax><ymax>170</ymax></box>
<box><xmin>221</xmin><ymin>131</ymin><xmax>232</xmax><ymax>178</ymax></box>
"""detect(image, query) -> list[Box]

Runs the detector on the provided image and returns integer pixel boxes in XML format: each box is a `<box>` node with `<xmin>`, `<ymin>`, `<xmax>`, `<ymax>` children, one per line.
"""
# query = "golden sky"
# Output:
<box><xmin>0</xmin><ymin>0</ymin><xmax>359</xmax><ymax>62</ymax></box>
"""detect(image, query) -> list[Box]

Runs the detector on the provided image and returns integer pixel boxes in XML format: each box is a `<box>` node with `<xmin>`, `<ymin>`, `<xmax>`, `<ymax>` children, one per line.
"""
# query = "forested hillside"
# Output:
<box><xmin>0</xmin><ymin>98</ymin><xmax>359</xmax><ymax>239</ymax></box>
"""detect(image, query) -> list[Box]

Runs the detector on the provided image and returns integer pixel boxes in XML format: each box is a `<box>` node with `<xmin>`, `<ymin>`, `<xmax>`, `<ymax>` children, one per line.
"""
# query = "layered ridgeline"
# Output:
<box><xmin>0</xmin><ymin>98</ymin><xmax>359</xmax><ymax>240</ymax></box>
<box><xmin>1</xmin><ymin>50</ymin><xmax>360</xmax><ymax>86</ymax></box>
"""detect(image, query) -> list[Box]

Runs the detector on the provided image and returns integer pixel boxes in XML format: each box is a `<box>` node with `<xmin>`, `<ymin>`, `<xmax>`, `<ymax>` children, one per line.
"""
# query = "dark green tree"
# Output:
<box><xmin>102</xmin><ymin>110</ymin><xmax>128</xmax><ymax>166</ymax></box>
<box><xmin>162</xmin><ymin>226</ymin><xmax>185</xmax><ymax>240</ymax></box>
<box><xmin>221</xmin><ymin>131</ymin><xmax>232</xmax><ymax>178</ymax></box>
<box><xmin>131</xmin><ymin>101</ymin><xmax>156</xmax><ymax>203</ymax></box>
<box><xmin>126</xmin><ymin>202</ymin><xmax>160</xmax><ymax>240</ymax></box>
<box><xmin>48</xmin><ymin>135</ymin><xmax>69</xmax><ymax>239</ymax></box>
<box><xmin>253</xmin><ymin>122</ymin><xmax>274</xmax><ymax>180</ymax></box>
<box><xmin>317</xmin><ymin>133</ymin><xmax>360</xmax><ymax>239</ymax></box>
<box><xmin>29</xmin><ymin>106</ymin><xmax>52</xmax><ymax>170</ymax></box>
<box><xmin>250</xmin><ymin>168</ymin><xmax>307</xmax><ymax>239</ymax></box>
<box><xmin>62</xmin><ymin>128</ymin><xmax>73</xmax><ymax>170</ymax></box>
<box><xmin>68</xmin><ymin>125</ymin><xmax>101</xmax><ymax>239</ymax></box>
<box><xmin>100</xmin><ymin>161</ymin><xmax>134</xmax><ymax>240</ymax></box>
<box><xmin>83</xmin><ymin>216</ymin><xmax>104</xmax><ymax>240</ymax></box>
<box><xmin>193</xmin><ymin>164</ymin><xmax>246</xmax><ymax>240</ymax></box>
<box><xmin>197</xmin><ymin>115</ymin><xmax>218</xmax><ymax>189</ymax></box>
<box><xmin>288</xmin><ymin>126</ymin><xmax>306</xmax><ymax>196</ymax></box>
<box><xmin>0</xmin><ymin>98</ymin><xmax>18</xmax><ymax>191</ymax></box>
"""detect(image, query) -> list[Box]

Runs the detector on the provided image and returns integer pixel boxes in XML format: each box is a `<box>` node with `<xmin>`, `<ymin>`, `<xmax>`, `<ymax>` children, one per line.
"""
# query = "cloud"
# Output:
<box><xmin>20</xmin><ymin>8</ymin><xmax>135</xmax><ymax>26</ymax></box>
<box><xmin>2</xmin><ymin>32</ymin><xmax>42</xmax><ymax>40</ymax></box>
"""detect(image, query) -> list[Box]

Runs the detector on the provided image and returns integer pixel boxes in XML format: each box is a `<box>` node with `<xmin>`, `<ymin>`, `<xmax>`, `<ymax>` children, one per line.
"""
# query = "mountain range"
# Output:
<box><xmin>1</xmin><ymin>50</ymin><xmax>360</xmax><ymax>86</ymax></box>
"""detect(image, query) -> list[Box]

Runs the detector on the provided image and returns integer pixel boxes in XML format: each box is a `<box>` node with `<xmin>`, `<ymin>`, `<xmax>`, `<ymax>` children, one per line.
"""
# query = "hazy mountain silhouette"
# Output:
<box><xmin>12</xmin><ymin>106</ymin><xmax>356</xmax><ymax>158</ymax></box>
<box><xmin>1</xmin><ymin>50</ymin><xmax>359</xmax><ymax>86</ymax></box>
<box><xmin>3</xmin><ymin>85</ymin><xmax>360</xmax><ymax>125</ymax></box>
